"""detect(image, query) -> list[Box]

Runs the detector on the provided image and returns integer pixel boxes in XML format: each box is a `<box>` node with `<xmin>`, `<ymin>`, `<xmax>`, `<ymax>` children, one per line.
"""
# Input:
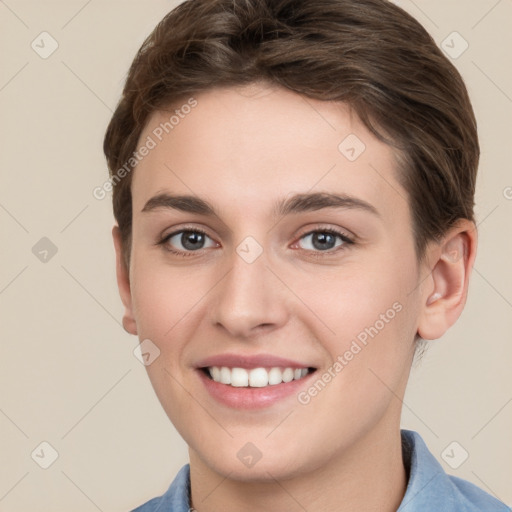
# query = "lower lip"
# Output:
<box><xmin>197</xmin><ymin>369</ymin><xmax>315</xmax><ymax>409</ymax></box>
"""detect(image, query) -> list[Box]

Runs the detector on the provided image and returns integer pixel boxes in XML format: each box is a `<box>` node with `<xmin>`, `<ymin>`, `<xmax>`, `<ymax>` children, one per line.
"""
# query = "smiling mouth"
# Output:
<box><xmin>201</xmin><ymin>366</ymin><xmax>317</xmax><ymax>388</ymax></box>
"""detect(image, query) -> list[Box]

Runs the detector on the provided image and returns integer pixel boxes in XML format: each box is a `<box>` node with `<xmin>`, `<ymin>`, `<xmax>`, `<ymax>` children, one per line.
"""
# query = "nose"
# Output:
<box><xmin>209</xmin><ymin>246</ymin><xmax>290</xmax><ymax>339</ymax></box>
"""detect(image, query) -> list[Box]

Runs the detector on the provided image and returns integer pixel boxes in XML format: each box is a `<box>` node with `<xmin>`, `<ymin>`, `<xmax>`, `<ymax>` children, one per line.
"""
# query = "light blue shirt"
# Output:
<box><xmin>132</xmin><ymin>430</ymin><xmax>510</xmax><ymax>511</ymax></box>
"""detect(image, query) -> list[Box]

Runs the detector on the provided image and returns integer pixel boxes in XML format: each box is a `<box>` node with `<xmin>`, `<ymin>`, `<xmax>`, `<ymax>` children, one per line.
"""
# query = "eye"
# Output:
<box><xmin>159</xmin><ymin>228</ymin><xmax>218</xmax><ymax>256</ymax></box>
<box><xmin>295</xmin><ymin>228</ymin><xmax>354</xmax><ymax>254</ymax></box>
<box><xmin>157</xmin><ymin>226</ymin><xmax>354</xmax><ymax>258</ymax></box>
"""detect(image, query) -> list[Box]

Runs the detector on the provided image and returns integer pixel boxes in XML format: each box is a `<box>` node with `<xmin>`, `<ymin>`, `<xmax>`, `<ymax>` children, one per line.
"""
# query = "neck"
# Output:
<box><xmin>189</xmin><ymin>421</ymin><xmax>407</xmax><ymax>512</ymax></box>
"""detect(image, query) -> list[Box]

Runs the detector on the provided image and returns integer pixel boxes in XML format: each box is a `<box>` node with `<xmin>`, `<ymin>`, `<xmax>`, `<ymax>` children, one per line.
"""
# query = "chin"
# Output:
<box><xmin>191</xmin><ymin>438</ymin><xmax>322</xmax><ymax>483</ymax></box>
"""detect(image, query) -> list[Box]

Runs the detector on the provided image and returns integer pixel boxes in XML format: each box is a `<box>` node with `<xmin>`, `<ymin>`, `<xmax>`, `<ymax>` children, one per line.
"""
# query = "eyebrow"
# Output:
<box><xmin>141</xmin><ymin>191</ymin><xmax>380</xmax><ymax>219</ymax></box>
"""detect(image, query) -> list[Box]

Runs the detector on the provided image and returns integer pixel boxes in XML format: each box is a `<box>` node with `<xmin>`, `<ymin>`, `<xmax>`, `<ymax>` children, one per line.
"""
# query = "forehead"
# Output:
<box><xmin>131</xmin><ymin>84</ymin><xmax>409</xmax><ymax>225</ymax></box>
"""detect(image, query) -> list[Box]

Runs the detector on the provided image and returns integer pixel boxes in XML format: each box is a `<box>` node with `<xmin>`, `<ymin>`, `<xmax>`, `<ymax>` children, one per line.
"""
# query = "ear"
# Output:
<box><xmin>112</xmin><ymin>225</ymin><xmax>138</xmax><ymax>335</ymax></box>
<box><xmin>417</xmin><ymin>219</ymin><xmax>478</xmax><ymax>341</ymax></box>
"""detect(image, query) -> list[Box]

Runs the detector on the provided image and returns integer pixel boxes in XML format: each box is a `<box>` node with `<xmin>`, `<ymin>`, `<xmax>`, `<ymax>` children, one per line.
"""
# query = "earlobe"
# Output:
<box><xmin>112</xmin><ymin>225</ymin><xmax>138</xmax><ymax>335</ymax></box>
<box><xmin>417</xmin><ymin>220</ymin><xmax>478</xmax><ymax>341</ymax></box>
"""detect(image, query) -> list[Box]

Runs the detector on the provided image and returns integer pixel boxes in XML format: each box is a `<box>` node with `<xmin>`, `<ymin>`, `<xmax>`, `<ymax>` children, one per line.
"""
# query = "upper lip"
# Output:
<box><xmin>195</xmin><ymin>353</ymin><xmax>315</xmax><ymax>370</ymax></box>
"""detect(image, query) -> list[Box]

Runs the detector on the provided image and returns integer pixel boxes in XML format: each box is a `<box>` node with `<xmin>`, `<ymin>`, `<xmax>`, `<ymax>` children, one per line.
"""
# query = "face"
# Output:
<box><xmin>120</xmin><ymin>83</ymin><xmax>427</xmax><ymax>481</ymax></box>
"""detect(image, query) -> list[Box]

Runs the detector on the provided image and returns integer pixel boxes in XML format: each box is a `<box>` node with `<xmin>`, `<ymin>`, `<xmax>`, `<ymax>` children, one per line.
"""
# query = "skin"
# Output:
<box><xmin>113</xmin><ymin>82</ymin><xmax>477</xmax><ymax>512</ymax></box>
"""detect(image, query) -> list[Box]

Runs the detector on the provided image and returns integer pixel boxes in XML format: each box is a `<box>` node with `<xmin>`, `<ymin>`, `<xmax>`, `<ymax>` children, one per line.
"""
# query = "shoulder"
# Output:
<box><xmin>130</xmin><ymin>464</ymin><xmax>191</xmax><ymax>512</ymax></box>
<box><xmin>447</xmin><ymin>474</ymin><xmax>510</xmax><ymax>512</ymax></box>
<box><xmin>399</xmin><ymin>430</ymin><xmax>510</xmax><ymax>512</ymax></box>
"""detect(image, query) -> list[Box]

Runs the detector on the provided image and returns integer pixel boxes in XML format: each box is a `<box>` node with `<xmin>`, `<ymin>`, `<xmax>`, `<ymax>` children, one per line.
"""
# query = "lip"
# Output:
<box><xmin>195</xmin><ymin>353</ymin><xmax>317</xmax><ymax>410</ymax></box>
<box><xmin>195</xmin><ymin>353</ymin><xmax>313</xmax><ymax>370</ymax></box>
<box><xmin>197</xmin><ymin>369</ymin><xmax>316</xmax><ymax>409</ymax></box>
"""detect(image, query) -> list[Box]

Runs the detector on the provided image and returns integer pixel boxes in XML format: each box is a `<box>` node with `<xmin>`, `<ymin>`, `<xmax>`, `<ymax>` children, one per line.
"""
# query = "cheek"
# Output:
<box><xmin>129</xmin><ymin>257</ymin><xmax>199</xmax><ymax>428</ymax></box>
<box><xmin>292</xmin><ymin>277</ymin><xmax>414</xmax><ymax>449</ymax></box>
<box><xmin>130</xmin><ymin>254</ymin><xmax>206</xmax><ymax>341</ymax></box>
<box><xmin>288</xmin><ymin>260</ymin><xmax>412</xmax><ymax>341</ymax></box>
<box><xmin>291</xmin><ymin>255</ymin><xmax>417</xmax><ymax>393</ymax></box>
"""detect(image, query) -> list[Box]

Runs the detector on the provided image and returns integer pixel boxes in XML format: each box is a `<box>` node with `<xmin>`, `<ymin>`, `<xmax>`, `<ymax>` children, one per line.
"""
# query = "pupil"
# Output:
<box><xmin>182</xmin><ymin>231</ymin><xmax>204</xmax><ymax>250</ymax></box>
<box><xmin>313</xmin><ymin>232</ymin><xmax>335</xmax><ymax>250</ymax></box>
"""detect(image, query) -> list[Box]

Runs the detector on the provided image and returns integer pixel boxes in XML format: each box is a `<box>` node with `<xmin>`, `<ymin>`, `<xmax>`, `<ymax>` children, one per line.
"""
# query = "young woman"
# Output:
<box><xmin>103</xmin><ymin>0</ymin><xmax>509</xmax><ymax>510</ymax></box>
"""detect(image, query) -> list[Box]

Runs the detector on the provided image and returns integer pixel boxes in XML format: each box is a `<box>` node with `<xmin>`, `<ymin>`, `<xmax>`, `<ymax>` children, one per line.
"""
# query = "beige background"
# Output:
<box><xmin>0</xmin><ymin>0</ymin><xmax>511</xmax><ymax>510</ymax></box>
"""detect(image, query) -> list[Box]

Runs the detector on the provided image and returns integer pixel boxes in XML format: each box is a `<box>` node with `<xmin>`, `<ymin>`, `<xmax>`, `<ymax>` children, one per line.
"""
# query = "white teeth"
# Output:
<box><xmin>268</xmin><ymin>367</ymin><xmax>283</xmax><ymax>385</ymax></box>
<box><xmin>220</xmin><ymin>366</ymin><xmax>231</xmax><ymax>385</ymax></box>
<box><xmin>210</xmin><ymin>366</ymin><xmax>221</xmax><ymax>382</ymax></box>
<box><xmin>231</xmin><ymin>367</ymin><xmax>249</xmax><ymax>387</ymax></box>
<box><xmin>207</xmin><ymin>366</ymin><xmax>310</xmax><ymax>387</ymax></box>
<box><xmin>282</xmin><ymin>368</ymin><xmax>294</xmax><ymax>383</ymax></box>
<box><xmin>248</xmin><ymin>368</ymin><xmax>269</xmax><ymax>387</ymax></box>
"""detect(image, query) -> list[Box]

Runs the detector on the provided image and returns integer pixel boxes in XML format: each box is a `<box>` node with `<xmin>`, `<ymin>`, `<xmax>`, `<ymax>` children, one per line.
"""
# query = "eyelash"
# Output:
<box><xmin>296</xmin><ymin>228</ymin><xmax>355</xmax><ymax>259</ymax></box>
<box><xmin>157</xmin><ymin>226</ymin><xmax>355</xmax><ymax>258</ymax></box>
<box><xmin>158</xmin><ymin>227</ymin><xmax>215</xmax><ymax>258</ymax></box>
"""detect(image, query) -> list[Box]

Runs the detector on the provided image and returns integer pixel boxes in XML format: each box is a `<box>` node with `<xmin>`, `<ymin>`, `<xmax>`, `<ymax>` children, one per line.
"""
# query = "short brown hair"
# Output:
<box><xmin>104</xmin><ymin>0</ymin><xmax>479</xmax><ymax>270</ymax></box>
